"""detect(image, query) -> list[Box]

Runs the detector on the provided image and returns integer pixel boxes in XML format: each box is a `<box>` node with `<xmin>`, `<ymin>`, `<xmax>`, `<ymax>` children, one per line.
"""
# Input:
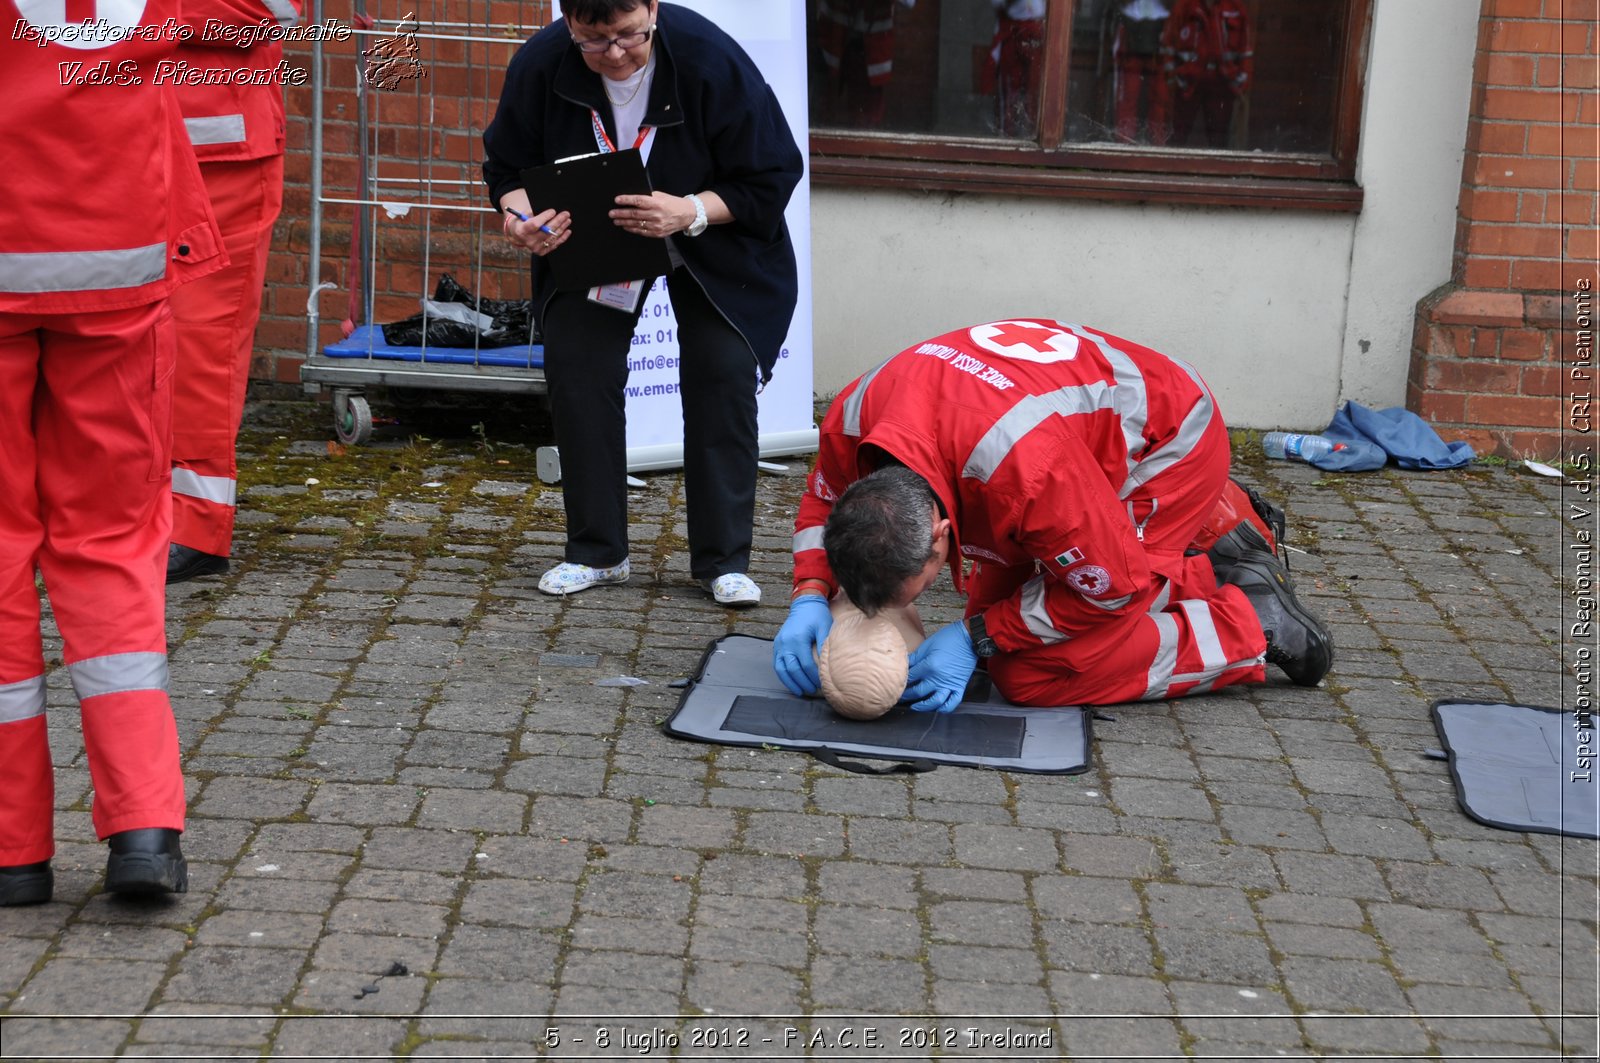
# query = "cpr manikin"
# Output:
<box><xmin>817</xmin><ymin>597</ymin><xmax>926</xmax><ymax>719</ymax></box>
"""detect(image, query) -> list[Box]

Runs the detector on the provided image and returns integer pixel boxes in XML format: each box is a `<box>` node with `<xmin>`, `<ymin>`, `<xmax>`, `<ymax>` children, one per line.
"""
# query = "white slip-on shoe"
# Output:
<box><xmin>538</xmin><ymin>558</ymin><xmax>630</xmax><ymax>596</ymax></box>
<box><xmin>703</xmin><ymin>572</ymin><xmax>761</xmax><ymax>607</ymax></box>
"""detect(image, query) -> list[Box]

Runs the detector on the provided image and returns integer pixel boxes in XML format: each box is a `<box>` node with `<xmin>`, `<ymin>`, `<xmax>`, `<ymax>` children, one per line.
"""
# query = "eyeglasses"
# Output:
<box><xmin>570</xmin><ymin>25</ymin><xmax>654</xmax><ymax>53</ymax></box>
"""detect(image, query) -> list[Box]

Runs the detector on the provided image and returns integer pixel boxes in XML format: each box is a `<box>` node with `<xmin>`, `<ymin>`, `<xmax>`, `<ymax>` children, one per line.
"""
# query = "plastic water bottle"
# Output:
<box><xmin>1262</xmin><ymin>431</ymin><xmax>1344</xmax><ymax>464</ymax></box>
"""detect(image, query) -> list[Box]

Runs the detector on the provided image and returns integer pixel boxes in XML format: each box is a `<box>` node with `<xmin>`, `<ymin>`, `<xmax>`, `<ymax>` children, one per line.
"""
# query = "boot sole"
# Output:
<box><xmin>105</xmin><ymin>852</ymin><xmax>189</xmax><ymax>897</ymax></box>
<box><xmin>0</xmin><ymin>866</ymin><xmax>53</xmax><ymax>906</ymax></box>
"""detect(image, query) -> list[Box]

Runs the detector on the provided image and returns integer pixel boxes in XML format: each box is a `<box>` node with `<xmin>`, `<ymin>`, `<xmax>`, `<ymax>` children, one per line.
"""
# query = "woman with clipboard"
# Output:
<box><xmin>484</xmin><ymin>0</ymin><xmax>803</xmax><ymax>608</ymax></box>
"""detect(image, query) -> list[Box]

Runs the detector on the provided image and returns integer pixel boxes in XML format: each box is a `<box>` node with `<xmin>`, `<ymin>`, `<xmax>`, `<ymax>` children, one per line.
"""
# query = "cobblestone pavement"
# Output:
<box><xmin>1</xmin><ymin>397</ymin><xmax>1596</xmax><ymax>1062</ymax></box>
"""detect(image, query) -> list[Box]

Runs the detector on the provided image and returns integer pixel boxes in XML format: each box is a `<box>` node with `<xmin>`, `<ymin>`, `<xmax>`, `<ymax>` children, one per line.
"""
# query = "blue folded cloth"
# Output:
<box><xmin>1312</xmin><ymin>401</ymin><xmax>1476</xmax><ymax>472</ymax></box>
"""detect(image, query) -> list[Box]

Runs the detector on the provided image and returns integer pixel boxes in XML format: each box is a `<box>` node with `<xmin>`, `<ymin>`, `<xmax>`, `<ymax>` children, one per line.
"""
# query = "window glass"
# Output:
<box><xmin>809</xmin><ymin>0</ymin><xmax>1049</xmax><ymax>139</ymax></box>
<box><xmin>1066</xmin><ymin>0</ymin><xmax>1348</xmax><ymax>152</ymax></box>
<box><xmin>808</xmin><ymin>0</ymin><xmax>1353</xmax><ymax>156</ymax></box>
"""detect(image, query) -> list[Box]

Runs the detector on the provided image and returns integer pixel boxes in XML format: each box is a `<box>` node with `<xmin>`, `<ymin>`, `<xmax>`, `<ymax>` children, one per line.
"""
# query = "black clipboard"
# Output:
<box><xmin>521</xmin><ymin>148</ymin><xmax>673</xmax><ymax>292</ymax></box>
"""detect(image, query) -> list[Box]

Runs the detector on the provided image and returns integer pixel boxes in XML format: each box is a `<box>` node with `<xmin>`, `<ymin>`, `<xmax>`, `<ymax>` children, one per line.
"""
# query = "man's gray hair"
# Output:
<box><xmin>824</xmin><ymin>466</ymin><xmax>939</xmax><ymax>615</ymax></box>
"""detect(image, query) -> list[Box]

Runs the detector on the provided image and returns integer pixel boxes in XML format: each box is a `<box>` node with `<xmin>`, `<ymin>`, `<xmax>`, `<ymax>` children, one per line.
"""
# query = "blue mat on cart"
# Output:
<box><xmin>323</xmin><ymin>324</ymin><xmax>543</xmax><ymax>369</ymax></box>
<box><xmin>1431</xmin><ymin>700</ymin><xmax>1599</xmax><ymax>839</ymax></box>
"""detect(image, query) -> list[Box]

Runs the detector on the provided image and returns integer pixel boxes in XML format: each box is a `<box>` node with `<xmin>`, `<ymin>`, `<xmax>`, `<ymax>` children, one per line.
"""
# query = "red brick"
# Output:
<box><xmin>1464</xmin><ymin>257</ymin><xmax>1515</xmax><ymax>288</ymax></box>
<box><xmin>1491</xmin><ymin>21</ymin><xmax>1564</xmax><ymax>54</ymax></box>
<box><xmin>1467</xmin><ymin>223</ymin><xmax>1564</xmax><ymax>255</ymax></box>
<box><xmin>1504</xmin><ymin>428</ymin><xmax>1563</xmax><ymax>461</ymax></box>
<box><xmin>1427</xmin><ymin>359</ymin><xmax>1524</xmax><ymax>392</ymax></box>
<box><xmin>1522</xmin><ymin>365</ymin><xmax>1567</xmax><ymax>395</ymax></box>
<box><xmin>1576</xmin><ymin>155</ymin><xmax>1600</xmax><ymax>190</ymax></box>
<box><xmin>1503</xmin><ymin>327</ymin><xmax>1553</xmax><ymax>359</ymax></box>
<box><xmin>1465</xmin><ymin>393</ymin><xmax>1562</xmax><ymax>427</ymax></box>
<box><xmin>1486</xmin><ymin>53</ymin><xmax>1539</xmax><ymax>86</ymax></box>
<box><xmin>1551</xmin><ymin>0</ymin><xmax>1600</xmax><ymax>22</ymax></box>
<box><xmin>1564</xmin><ymin>21</ymin><xmax>1596</xmax><ymax>55</ymax></box>
<box><xmin>1481</xmin><ymin>87</ymin><xmax>1572</xmax><ymax>122</ymax></box>
<box><xmin>1511</xmin><ymin>258</ymin><xmax>1567</xmax><ymax>289</ymax></box>
<box><xmin>1519</xmin><ymin>194</ymin><xmax>1549</xmax><ymax>222</ymax></box>
<box><xmin>1476</xmin><ymin>121</ymin><xmax>1531</xmax><ymax>155</ymax></box>
<box><xmin>1569</xmin><ymin>226</ymin><xmax>1600</xmax><ymax>259</ymax></box>
<box><xmin>1413</xmin><ymin>391</ymin><xmax>1469</xmax><ymax>423</ymax></box>
<box><xmin>1469</xmin><ymin>189</ymin><xmax>1526</xmax><ymax>224</ymax></box>
<box><xmin>1430</xmin><ymin>288</ymin><xmax>1529</xmax><ymax>326</ymax></box>
<box><xmin>1535</xmin><ymin>56</ymin><xmax>1564</xmax><ymax>87</ymax></box>
<box><xmin>1525</xmin><ymin>121</ymin><xmax>1575</xmax><ymax>155</ymax></box>
<box><xmin>1555</xmin><ymin>189</ymin><xmax>1593</xmax><ymax>222</ymax></box>
<box><xmin>1563</xmin><ymin>260</ymin><xmax>1600</xmax><ymax>289</ymax></box>
<box><xmin>1471</xmin><ymin>154</ymin><xmax>1568</xmax><ymax>189</ymax></box>
<box><xmin>1526</xmin><ymin>293</ymin><xmax>1577</xmax><ymax>325</ymax></box>
<box><xmin>1566</xmin><ymin>58</ymin><xmax>1600</xmax><ymax>88</ymax></box>
<box><xmin>1491</xmin><ymin>0</ymin><xmax>1545</xmax><ymax>15</ymax></box>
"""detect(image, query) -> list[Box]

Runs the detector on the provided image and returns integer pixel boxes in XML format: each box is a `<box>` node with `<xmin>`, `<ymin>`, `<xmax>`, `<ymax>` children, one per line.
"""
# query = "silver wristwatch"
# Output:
<box><xmin>685</xmin><ymin>193</ymin><xmax>708</xmax><ymax>237</ymax></box>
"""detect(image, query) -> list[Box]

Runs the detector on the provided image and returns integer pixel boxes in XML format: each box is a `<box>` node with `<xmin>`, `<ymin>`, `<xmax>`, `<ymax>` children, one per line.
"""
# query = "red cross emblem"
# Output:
<box><xmin>15</xmin><ymin>0</ymin><xmax>149</xmax><ymax>49</ymax></box>
<box><xmin>969</xmin><ymin>320</ymin><xmax>1080</xmax><ymax>364</ymax></box>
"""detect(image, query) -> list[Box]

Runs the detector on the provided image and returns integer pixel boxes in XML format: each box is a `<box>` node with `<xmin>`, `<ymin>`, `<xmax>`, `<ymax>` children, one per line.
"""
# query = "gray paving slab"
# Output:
<box><xmin>2</xmin><ymin>400</ymin><xmax>1594</xmax><ymax>1060</ymax></box>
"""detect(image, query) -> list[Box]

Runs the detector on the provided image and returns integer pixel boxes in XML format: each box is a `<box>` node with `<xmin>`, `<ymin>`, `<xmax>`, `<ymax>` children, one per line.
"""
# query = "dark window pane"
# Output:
<box><xmin>809</xmin><ymin>0</ymin><xmax>1048</xmax><ymax>139</ymax></box>
<box><xmin>1067</xmin><ymin>0</ymin><xmax>1348</xmax><ymax>153</ymax></box>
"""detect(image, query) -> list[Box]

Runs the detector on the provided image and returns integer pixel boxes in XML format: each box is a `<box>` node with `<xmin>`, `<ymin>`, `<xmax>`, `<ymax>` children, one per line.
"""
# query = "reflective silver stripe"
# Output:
<box><xmin>260</xmin><ymin>0</ymin><xmax>301</xmax><ymax>26</ymax></box>
<box><xmin>68</xmin><ymin>653</ymin><xmax>169</xmax><ymax>700</ymax></box>
<box><xmin>793</xmin><ymin>526</ymin><xmax>826</xmax><ymax>555</ymax></box>
<box><xmin>1120</xmin><ymin>363</ymin><xmax>1216</xmax><ymax>499</ymax></box>
<box><xmin>1148</xmin><ymin>579</ymin><xmax>1172</xmax><ymax>614</ymax></box>
<box><xmin>1019</xmin><ymin>576</ymin><xmax>1069</xmax><ymax>644</ymax></box>
<box><xmin>173</xmin><ymin>468</ymin><xmax>238</xmax><ymax>507</ymax></box>
<box><xmin>962</xmin><ymin>382</ymin><xmax>1115</xmax><ymax>482</ymax></box>
<box><xmin>1180</xmin><ymin>599</ymin><xmax>1227</xmax><ymax>674</ymax></box>
<box><xmin>0</xmin><ymin>675</ymin><xmax>46</xmax><ymax>725</ymax></box>
<box><xmin>1056</xmin><ymin>323</ymin><xmax>1151</xmax><ymax>490</ymax></box>
<box><xmin>1082</xmin><ymin>591</ymin><xmax>1135</xmax><ymax>612</ymax></box>
<box><xmin>841</xmin><ymin>359</ymin><xmax>893</xmax><ymax>438</ymax></box>
<box><xmin>184</xmin><ymin>114</ymin><xmax>247</xmax><ymax>146</ymax></box>
<box><xmin>0</xmin><ymin>244</ymin><xmax>166</xmax><ymax>294</ymax></box>
<box><xmin>1143</xmin><ymin>612</ymin><xmax>1180</xmax><ymax>699</ymax></box>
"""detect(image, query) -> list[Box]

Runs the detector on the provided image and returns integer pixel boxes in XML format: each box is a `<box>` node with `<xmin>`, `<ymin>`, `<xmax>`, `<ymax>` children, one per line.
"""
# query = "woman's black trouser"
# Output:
<box><xmin>541</xmin><ymin>268</ymin><xmax>760</xmax><ymax>581</ymax></box>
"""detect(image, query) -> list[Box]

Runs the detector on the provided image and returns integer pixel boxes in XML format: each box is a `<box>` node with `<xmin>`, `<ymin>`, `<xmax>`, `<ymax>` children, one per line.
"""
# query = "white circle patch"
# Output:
<box><xmin>969</xmin><ymin>320</ymin><xmax>1080</xmax><ymax>364</ymax></box>
<box><xmin>15</xmin><ymin>0</ymin><xmax>150</xmax><ymax>51</ymax></box>
<box><xmin>1066</xmin><ymin>564</ymin><xmax>1113</xmax><ymax>597</ymax></box>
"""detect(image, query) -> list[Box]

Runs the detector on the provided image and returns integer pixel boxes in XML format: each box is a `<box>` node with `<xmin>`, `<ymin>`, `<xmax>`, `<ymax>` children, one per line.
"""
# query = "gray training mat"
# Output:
<box><xmin>1431</xmin><ymin>700</ymin><xmax>1598</xmax><ymax>839</ymax></box>
<box><xmin>663</xmin><ymin>635</ymin><xmax>1091</xmax><ymax>774</ymax></box>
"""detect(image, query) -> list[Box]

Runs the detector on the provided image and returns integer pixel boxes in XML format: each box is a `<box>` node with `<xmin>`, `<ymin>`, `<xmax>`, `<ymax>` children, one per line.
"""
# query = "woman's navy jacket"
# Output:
<box><xmin>483</xmin><ymin>3</ymin><xmax>804</xmax><ymax>380</ymax></box>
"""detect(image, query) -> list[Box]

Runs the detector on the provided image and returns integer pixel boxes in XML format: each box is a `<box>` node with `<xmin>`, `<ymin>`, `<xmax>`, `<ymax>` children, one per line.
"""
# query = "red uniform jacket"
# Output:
<box><xmin>1</xmin><ymin>0</ymin><xmax>224</xmax><ymax>313</ymax></box>
<box><xmin>793</xmin><ymin>319</ymin><xmax>1221</xmax><ymax>656</ymax></box>
<box><xmin>173</xmin><ymin>0</ymin><xmax>302</xmax><ymax>162</ymax></box>
<box><xmin>1162</xmin><ymin>0</ymin><xmax>1253</xmax><ymax>96</ymax></box>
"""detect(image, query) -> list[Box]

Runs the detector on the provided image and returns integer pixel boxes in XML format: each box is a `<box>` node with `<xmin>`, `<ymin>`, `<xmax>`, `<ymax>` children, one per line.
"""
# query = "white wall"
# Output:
<box><xmin>1340</xmin><ymin>0</ymin><xmax>1480</xmax><ymax>408</ymax></box>
<box><xmin>806</xmin><ymin>0</ymin><xmax>1480</xmax><ymax>430</ymax></box>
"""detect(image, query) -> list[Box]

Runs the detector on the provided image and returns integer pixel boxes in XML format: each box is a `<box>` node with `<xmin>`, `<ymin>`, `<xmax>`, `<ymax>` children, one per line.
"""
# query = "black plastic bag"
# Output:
<box><xmin>382</xmin><ymin>274</ymin><xmax>538</xmax><ymax>348</ymax></box>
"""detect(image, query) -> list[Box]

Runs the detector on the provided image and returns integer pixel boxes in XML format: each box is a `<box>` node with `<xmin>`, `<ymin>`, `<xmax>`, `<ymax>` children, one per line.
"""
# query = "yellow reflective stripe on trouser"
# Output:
<box><xmin>173</xmin><ymin>468</ymin><xmax>239</xmax><ymax>507</ymax></box>
<box><xmin>68</xmin><ymin>653</ymin><xmax>170</xmax><ymax>701</ymax></box>
<box><xmin>0</xmin><ymin>675</ymin><xmax>46</xmax><ymax>724</ymax></box>
<box><xmin>0</xmin><ymin>245</ymin><xmax>167</xmax><ymax>294</ymax></box>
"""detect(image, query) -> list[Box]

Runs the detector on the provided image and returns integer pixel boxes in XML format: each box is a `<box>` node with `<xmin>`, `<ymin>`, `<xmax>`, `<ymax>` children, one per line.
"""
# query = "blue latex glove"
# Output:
<box><xmin>903</xmin><ymin>620</ymin><xmax>978</xmax><ymax>713</ymax></box>
<box><xmin>773</xmin><ymin>594</ymin><xmax>832</xmax><ymax>696</ymax></box>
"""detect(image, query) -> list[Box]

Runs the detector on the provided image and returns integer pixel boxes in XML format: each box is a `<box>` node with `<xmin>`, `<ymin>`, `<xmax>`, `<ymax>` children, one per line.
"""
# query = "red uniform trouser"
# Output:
<box><xmin>1113</xmin><ymin>53</ymin><xmax>1170</xmax><ymax>145</ymax></box>
<box><xmin>984</xmin><ymin>414</ymin><xmax>1268</xmax><ymax>707</ymax></box>
<box><xmin>168</xmin><ymin>155</ymin><xmax>284</xmax><ymax>557</ymax></box>
<box><xmin>0</xmin><ymin>303</ymin><xmax>188</xmax><ymax>865</ymax></box>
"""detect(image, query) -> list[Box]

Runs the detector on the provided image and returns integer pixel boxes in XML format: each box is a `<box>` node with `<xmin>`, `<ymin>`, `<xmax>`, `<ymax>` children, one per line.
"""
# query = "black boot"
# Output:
<box><xmin>167</xmin><ymin>543</ymin><xmax>229</xmax><ymax>584</ymax></box>
<box><xmin>105</xmin><ymin>828</ymin><xmax>188</xmax><ymax>897</ymax></box>
<box><xmin>1207</xmin><ymin>519</ymin><xmax>1274</xmax><ymax>585</ymax></box>
<box><xmin>0</xmin><ymin>861</ymin><xmax>53</xmax><ymax>906</ymax></box>
<box><xmin>1225</xmin><ymin>548</ymin><xmax>1334</xmax><ymax>687</ymax></box>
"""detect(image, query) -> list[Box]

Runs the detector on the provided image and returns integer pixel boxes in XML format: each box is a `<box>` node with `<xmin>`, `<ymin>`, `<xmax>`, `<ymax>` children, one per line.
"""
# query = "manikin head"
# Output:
<box><xmin>816</xmin><ymin>597</ymin><xmax>926</xmax><ymax>720</ymax></box>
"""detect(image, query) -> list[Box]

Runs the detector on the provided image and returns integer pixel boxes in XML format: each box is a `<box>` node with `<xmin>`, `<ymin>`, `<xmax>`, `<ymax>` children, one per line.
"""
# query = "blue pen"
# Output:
<box><xmin>504</xmin><ymin>206</ymin><xmax>557</xmax><ymax>237</ymax></box>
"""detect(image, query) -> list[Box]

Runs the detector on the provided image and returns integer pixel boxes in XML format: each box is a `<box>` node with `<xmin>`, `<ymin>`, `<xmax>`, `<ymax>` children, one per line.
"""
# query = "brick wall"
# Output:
<box><xmin>1407</xmin><ymin>0</ymin><xmax>1599</xmax><ymax>459</ymax></box>
<box><xmin>255</xmin><ymin>5</ymin><xmax>553</xmax><ymax>385</ymax></box>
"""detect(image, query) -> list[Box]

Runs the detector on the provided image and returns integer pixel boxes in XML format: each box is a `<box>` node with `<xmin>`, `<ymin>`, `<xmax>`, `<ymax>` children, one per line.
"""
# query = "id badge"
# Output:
<box><xmin>587</xmin><ymin>280</ymin><xmax>646</xmax><ymax>314</ymax></box>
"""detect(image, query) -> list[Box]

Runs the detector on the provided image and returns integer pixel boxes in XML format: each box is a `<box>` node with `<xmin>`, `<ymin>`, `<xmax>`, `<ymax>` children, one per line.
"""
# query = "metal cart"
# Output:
<box><xmin>300</xmin><ymin>0</ymin><xmax>551</xmax><ymax>445</ymax></box>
